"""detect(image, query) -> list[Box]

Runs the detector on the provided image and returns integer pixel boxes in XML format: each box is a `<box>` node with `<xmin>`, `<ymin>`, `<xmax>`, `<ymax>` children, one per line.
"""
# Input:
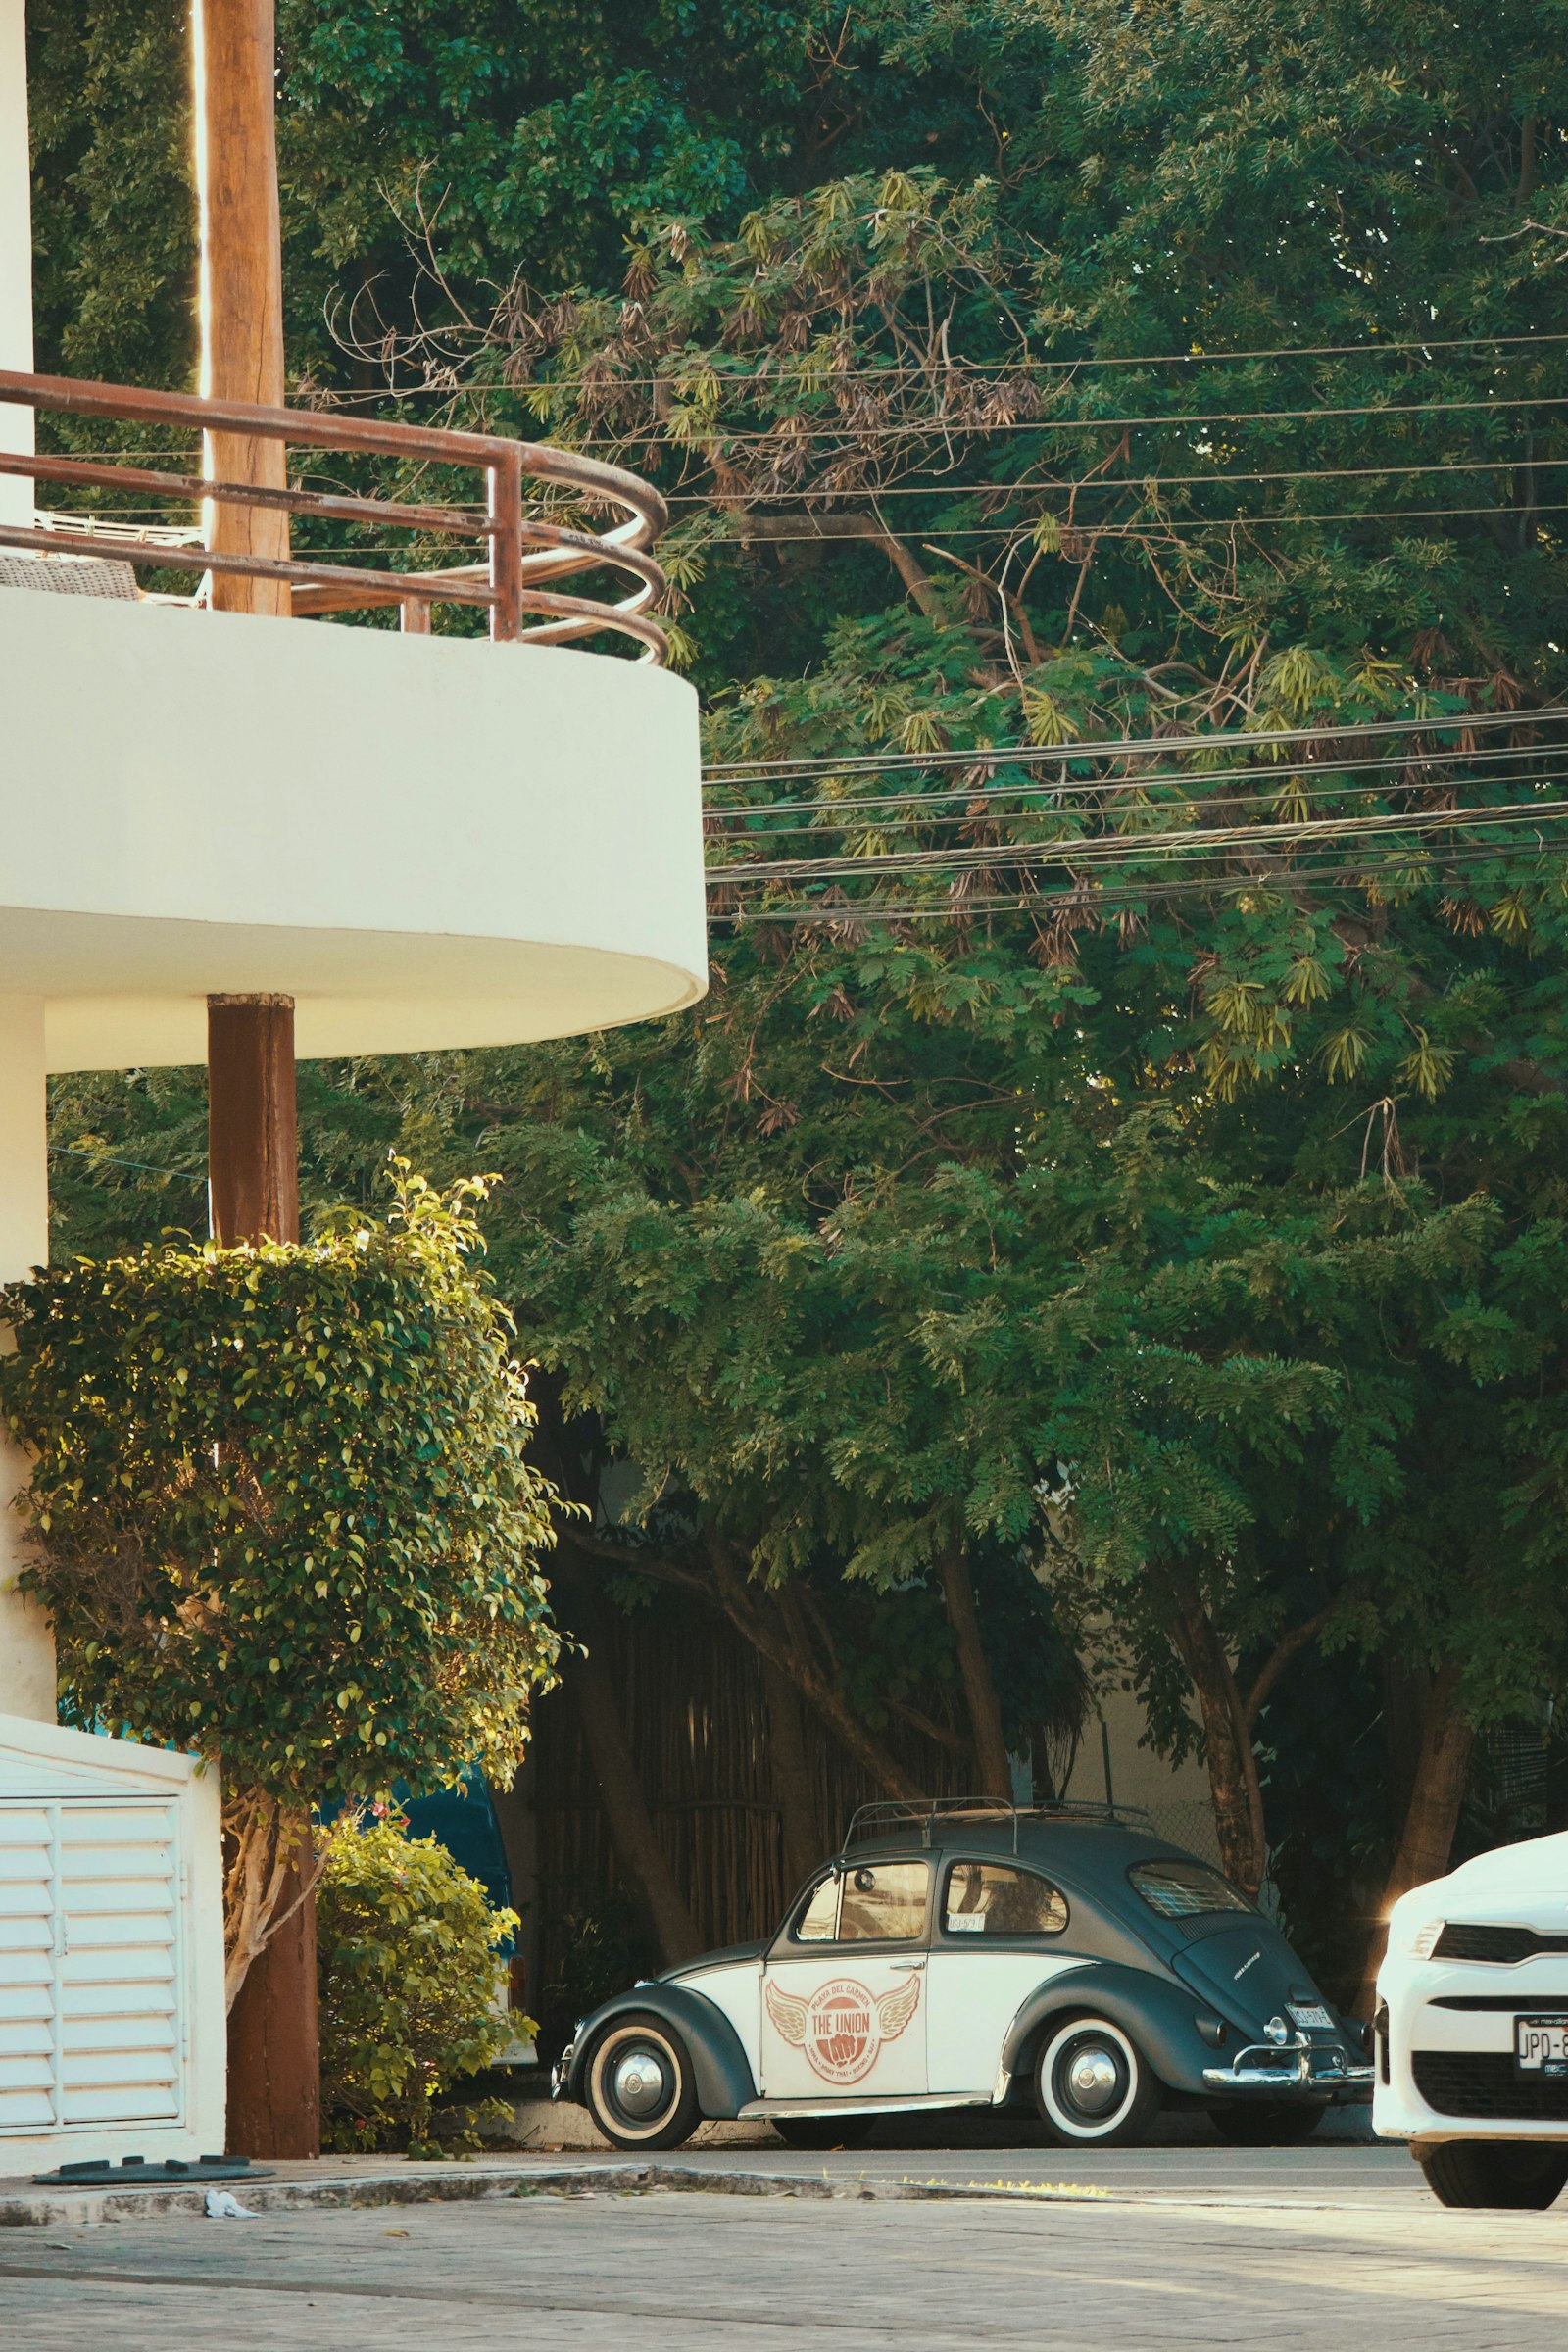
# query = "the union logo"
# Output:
<box><xmin>764</xmin><ymin>1973</ymin><xmax>922</xmax><ymax>2085</ymax></box>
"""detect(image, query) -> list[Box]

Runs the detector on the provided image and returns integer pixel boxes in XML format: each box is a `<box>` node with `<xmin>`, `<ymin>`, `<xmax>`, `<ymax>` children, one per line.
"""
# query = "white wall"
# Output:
<box><xmin>0</xmin><ymin>586</ymin><xmax>708</xmax><ymax>1069</ymax></box>
<box><xmin>0</xmin><ymin>0</ymin><xmax>34</xmax><ymax>529</ymax></box>
<box><xmin>0</xmin><ymin>998</ymin><xmax>52</xmax><ymax>1720</ymax></box>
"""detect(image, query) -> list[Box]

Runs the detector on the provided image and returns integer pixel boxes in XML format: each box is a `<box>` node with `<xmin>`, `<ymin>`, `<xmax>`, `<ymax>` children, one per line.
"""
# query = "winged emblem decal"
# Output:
<box><xmin>764</xmin><ymin>1973</ymin><xmax>922</xmax><ymax>2085</ymax></box>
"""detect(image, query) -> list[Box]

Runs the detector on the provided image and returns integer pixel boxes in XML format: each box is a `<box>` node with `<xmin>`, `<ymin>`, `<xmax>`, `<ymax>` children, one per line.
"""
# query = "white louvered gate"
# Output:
<box><xmin>0</xmin><ymin>1798</ymin><xmax>185</xmax><ymax>2136</ymax></box>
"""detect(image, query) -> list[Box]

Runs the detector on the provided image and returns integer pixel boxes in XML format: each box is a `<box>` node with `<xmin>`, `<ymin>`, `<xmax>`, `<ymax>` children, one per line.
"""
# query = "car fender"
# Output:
<box><xmin>562</xmin><ymin>1981</ymin><xmax>757</xmax><ymax>2118</ymax></box>
<box><xmin>1000</xmin><ymin>1961</ymin><xmax>1222</xmax><ymax>2097</ymax></box>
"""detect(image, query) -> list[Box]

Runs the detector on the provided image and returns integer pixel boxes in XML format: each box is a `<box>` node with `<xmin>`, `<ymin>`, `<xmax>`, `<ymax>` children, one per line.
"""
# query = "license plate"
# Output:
<box><xmin>1515</xmin><ymin>2017</ymin><xmax>1568</xmax><ymax>2076</ymax></box>
<box><xmin>1288</xmin><ymin>2003</ymin><xmax>1334</xmax><ymax>2032</ymax></box>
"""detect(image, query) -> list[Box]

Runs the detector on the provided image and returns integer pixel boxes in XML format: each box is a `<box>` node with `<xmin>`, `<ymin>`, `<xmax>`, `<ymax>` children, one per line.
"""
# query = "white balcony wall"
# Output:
<box><xmin>0</xmin><ymin>0</ymin><xmax>33</xmax><ymax>528</ymax></box>
<box><xmin>0</xmin><ymin>585</ymin><xmax>708</xmax><ymax>1070</ymax></box>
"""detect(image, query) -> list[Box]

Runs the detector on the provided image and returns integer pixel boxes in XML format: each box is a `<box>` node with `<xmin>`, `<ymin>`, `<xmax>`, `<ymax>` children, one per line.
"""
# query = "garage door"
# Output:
<box><xmin>0</xmin><ymin>1798</ymin><xmax>184</xmax><ymax>2134</ymax></box>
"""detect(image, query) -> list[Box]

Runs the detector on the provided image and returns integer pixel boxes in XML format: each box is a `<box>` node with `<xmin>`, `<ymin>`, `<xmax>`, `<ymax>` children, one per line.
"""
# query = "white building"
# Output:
<box><xmin>0</xmin><ymin>0</ymin><xmax>704</xmax><ymax>2170</ymax></box>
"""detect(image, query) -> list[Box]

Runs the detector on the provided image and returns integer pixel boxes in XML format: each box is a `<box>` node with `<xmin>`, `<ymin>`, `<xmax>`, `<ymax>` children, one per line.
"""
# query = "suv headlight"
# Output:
<box><xmin>1405</xmin><ymin>1919</ymin><xmax>1445</xmax><ymax>1960</ymax></box>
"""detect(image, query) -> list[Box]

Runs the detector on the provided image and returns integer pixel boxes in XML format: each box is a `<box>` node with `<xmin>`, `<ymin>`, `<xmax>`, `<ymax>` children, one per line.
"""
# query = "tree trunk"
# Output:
<box><xmin>938</xmin><ymin>1544</ymin><xmax>1011</xmax><ymax>1801</ymax></box>
<box><xmin>1355</xmin><ymin>1662</ymin><xmax>1474</xmax><ymax>2015</ymax></box>
<box><xmin>1166</xmin><ymin>1592</ymin><xmax>1268</xmax><ymax>1899</ymax></box>
<box><xmin>569</xmin><ymin>1594</ymin><xmax>701</xmax><ymax>1966</ymax></box>
<box><xmin>224</xmin><ymin>1835</ymin><xmax>319</xmax><ymax>2157</ymax></box>
<box><xmin>763</xmin><ymin>1657</ymin><xmax>820</xmax><ymax>1898</ymax></box>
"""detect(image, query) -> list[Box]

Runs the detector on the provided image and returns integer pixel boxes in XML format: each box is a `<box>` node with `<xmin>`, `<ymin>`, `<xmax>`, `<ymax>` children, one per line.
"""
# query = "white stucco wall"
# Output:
<box><xmin>0</xmin><ymin>586</ymin><xmax>708</xmax><ymax>1068</ymax></box>
<box><xmin>0</xmin><ymin>0</ymin><xmax>34</xmax><ymax>529</ymax></box>
<box><xmin>0</xmin><ymin>999</ymin><xmax>53</xmax><ymax>1722</ymax></box>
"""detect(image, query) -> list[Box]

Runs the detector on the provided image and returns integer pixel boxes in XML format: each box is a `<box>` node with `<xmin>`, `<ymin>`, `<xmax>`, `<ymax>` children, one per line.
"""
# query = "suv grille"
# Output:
<box><xmin>1413</xmin><ymin>2051</ymin><xmax>1568</xmax><ymax>2121</ymax></box>
<box><xmin>1433</xmin><ymin>1923</ymin><xmax>1568</xmax><ymax>1965</ymax></box>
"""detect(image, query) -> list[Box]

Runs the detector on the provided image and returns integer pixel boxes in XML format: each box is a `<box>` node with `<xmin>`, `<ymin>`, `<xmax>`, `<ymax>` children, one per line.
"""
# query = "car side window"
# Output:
<box><xmin>795</xmin><ymin>1874</ymin><xmax>841</xmax><ymax>1941</ymax></box>
<box><xmin>943</xmin><ymin>1859</ymin><xmax>1068</xmax><ymax>1937</ymax></box>
<box><xmin>837</xmin><ymin>1861</ymin><xmax>930</xmax><ymax>1941</ymax></box>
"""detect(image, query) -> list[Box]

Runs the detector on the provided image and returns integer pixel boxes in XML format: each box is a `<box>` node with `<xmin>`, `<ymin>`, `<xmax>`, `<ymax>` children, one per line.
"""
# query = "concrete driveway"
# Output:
<box><xmin>2</xmin><ymin>2139</ymin><xmax>1565</xmax><ymax>2351</ymax></box>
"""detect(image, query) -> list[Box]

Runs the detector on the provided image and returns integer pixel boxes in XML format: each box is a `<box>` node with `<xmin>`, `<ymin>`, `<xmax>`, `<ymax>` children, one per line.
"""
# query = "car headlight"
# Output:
<box><xmin>1263</xmin><ymin>2014</ymin><xmax>1291</xmax><ymax>2045</ymax></box>
<box><xmin>1405</xmin><ymin>1919</ymin><xmax>1445</xmax><ymax>1960</ymax></box>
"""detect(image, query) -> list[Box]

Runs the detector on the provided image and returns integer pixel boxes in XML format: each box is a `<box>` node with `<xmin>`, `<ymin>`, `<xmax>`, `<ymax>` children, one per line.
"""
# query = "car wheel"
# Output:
<box><xmin>584</xmin><ymin>2012</ymin><xmax>703</xmax><ymax>2152</ymax></box>
<box><xmin>1035</xmin><ymin>2016</ymin><xmax>1160</xmax><ymax>2147</ymax></box>
<box><xmin>1418</xmin><ymin>2139</ymin><xmax>1568</xmax><ymax>2210</ymax></box>
<box><xmin>1209</xmin><ymin>2101</ymin><xmax>1328</xmax><ymax>2146</ymax></box>
<box><xmin>772</xmin><ymin>2115</ymin><xmax>874</xmax><ymax>2150</ymax></box>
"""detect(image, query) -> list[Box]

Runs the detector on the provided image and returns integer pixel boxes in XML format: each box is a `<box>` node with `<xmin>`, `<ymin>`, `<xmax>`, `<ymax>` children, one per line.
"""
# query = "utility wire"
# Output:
<box><xmin>364</xmin><ymin>328</ymin><xmax>1568</xmax><ymax>399</ymax></box>
<box><xmin>710</xmin><ymin>832</ymin><xmax>1568</xmax><ymax>923</ymax></box>
<box><xmin>706</xmin><ymin>704</ymin><xmax>1568</xmax><ymax>786</ymax></box>
<box><xmin>667</xmin><ymin>452</ymin><xmax>1568</xmax><ymax>503</ymax></box>
<box><xmin>707</xmin><ymin>756</ymin><xmax>1568</xmax><ymax>842</ymax></box>
<box><xmin>710</xmin><ymin>795</ymin><xmax>1568</xmax><ymax>887</ymax></box>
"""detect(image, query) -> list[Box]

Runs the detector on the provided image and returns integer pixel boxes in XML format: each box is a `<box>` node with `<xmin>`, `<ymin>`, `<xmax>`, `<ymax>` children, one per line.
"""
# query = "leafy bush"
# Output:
<box><xmin>317</xmin><ymin>1815</ymin><xmax>524</xmax><ymax>2154</ymax></box>
<box><xmin>0</xmin><ymin>1166</ymin><xmax>560</xmax><ymax>2001</ymax></box>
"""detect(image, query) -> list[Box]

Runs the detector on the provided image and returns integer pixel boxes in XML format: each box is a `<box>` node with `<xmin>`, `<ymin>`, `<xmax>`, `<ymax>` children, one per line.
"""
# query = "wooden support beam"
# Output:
<box><xmin>207</xmin><ymin>994</ymin><xmax>298</xmax><ymax>1245</ymax></box>
<box><xmin>207</xmin><ymin>994</ymin><xmax>317</xmax><ymax>2157</ymax></box>
<box><xmin>193</xmin><ymin>0</ymin><xmax>289</xmax><ymax>615</ymax></box>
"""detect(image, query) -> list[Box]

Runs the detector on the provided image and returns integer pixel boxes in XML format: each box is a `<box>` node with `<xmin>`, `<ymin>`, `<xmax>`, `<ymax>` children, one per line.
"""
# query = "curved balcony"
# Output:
<box><xmin>0</xmin><ymin>369</ymin><xmax>706</xmax><ymax>1070</ymax></box>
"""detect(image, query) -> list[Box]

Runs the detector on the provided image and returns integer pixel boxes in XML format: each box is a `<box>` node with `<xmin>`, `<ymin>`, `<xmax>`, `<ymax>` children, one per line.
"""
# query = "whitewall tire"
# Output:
<box><xmin>1035</xmin><ymin>2016</ymin><xmax>1160</xmax><ymax>2147</ymax></box>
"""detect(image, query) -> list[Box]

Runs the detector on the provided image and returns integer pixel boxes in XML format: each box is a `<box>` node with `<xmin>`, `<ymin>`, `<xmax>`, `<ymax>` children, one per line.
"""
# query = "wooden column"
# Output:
<box><xmin>209</xmin><ymin>994</ymin><xmax>318</xmax><ymax>2156</ymax></box>
<box><xmin>207</xmin><ymin>994</ymin><xmax>298</xmax><ymax>1245</ymax></box>
<box><xmin>193</xmin><ymin>0</ymin><xmax>290</xmax><ymax>614</ymax></box>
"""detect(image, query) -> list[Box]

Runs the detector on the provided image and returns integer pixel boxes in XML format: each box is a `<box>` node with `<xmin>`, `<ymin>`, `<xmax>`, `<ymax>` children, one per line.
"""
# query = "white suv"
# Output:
<box><xmin>1375</xmin><ymin>1829</ymin><xmax>1568</xmax><ymax>2207</ymax></box>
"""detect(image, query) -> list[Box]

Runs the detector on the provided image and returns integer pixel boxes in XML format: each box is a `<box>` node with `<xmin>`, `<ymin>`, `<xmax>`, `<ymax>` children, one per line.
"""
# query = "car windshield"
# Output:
<box><xmin>1129</xmin><ymin>1858</ymin><xmax>1253</xmax><ymax>1919</ymax></box>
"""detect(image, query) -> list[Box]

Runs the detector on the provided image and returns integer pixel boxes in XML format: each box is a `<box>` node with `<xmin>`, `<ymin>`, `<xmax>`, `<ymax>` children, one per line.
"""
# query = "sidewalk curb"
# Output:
<box><xmin>0</xmin><ymin>2160</ymin><xmax>1126</xmax><ymax>2228</ymax></box>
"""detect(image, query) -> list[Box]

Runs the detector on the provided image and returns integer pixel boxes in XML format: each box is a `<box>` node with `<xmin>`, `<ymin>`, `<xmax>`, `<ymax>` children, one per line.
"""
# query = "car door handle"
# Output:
<box><xmin>890</xmin><ymin>1959</ymin><xmax>926</xmax><ymax>1972</ymax></box>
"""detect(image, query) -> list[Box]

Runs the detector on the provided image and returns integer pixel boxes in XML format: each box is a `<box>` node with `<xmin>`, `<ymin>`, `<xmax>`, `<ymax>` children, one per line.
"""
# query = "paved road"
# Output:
<box><xmin>3</xmin><ymin>2143</ymin><xmax>1565</xmax><ymax>2351</ymax></box>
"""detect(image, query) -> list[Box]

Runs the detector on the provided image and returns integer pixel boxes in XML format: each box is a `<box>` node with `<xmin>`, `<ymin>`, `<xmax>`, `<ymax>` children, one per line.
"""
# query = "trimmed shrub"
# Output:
<box><xmin>317</xmin><ymin>1814</ymin><xmax>523</xmax><ymax>2154</ymax></box>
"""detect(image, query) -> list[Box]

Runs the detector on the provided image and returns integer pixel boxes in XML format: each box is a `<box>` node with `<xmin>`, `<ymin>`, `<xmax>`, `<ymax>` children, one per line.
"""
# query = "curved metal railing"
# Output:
<box><xmin>0</xmin><ymin>368</ymin><xmax>669</xmax><ymax>662</ymax></box>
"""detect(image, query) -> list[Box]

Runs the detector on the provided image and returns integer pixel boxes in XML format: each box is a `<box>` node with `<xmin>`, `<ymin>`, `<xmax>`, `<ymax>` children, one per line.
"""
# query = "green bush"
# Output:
<box><xmin>317</xmin><ymin>1815</ymin><xmax>524</xmax><ymax>2154</ymax></box>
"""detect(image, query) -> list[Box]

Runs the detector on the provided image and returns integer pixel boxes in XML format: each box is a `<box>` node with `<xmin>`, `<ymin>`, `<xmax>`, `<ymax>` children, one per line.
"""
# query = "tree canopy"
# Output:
<box><xmin>31</xmin><ymin>0</ymin><xmax>1568</xmax><ymax>1979</ymax></box>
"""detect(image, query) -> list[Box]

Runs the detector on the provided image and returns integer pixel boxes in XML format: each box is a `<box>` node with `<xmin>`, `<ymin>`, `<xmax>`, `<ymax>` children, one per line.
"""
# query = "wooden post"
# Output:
<box><xmin>208</xmin><ymin>994</ymin><xmax>318</xmax><ymax>2157</ymax></box>
<box><xmin>207</xmin><ymin>994</ymin><xmax>298</xmax><ymax>1245</ymax></box>
<box><xmin>193</xmin><ymin>0</ymin><xmax>290</xmax><ymax>614</ymax></box>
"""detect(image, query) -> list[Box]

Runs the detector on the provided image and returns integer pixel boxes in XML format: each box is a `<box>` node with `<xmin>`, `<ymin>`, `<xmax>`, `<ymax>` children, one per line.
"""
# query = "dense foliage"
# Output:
<box><xmin>317</xmin><ymin>1813</ymin><xmax>521</xmax><ymax>2153</ymax></box>
<box><xmin>32</xmin><ymin>0</ymin><xmax>1568</xmax><ymax>1965</ymax></box>
<box><xmin>0</xmin><ymin>1169</ymin><xmax>558</xmax><ymax>1806</ymax></box>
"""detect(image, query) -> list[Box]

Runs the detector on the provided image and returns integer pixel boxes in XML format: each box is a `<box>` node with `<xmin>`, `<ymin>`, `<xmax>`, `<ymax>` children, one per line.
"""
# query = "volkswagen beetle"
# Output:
<box><xmin>552</xmin><ymin>1801</ymin><xmax>1371</xmax><ymax>2150</ymax></box>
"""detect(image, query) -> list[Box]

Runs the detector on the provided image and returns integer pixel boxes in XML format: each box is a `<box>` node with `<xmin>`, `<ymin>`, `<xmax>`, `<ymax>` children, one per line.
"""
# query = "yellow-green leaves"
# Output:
<box><xmin>0</xmin><ymin>1168</ymin><xmax>561</xmax><ymax>1811</ymax></box>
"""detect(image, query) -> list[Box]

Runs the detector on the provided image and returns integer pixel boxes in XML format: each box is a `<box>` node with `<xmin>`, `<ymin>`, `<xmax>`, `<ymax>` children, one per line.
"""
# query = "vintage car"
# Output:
<box><xmin>1375</xmin><ymin>1827</ymin><xmax>1568</xmax><ymax>2208</ymax></box>
<box><xmin>552</xmin><ymin>1801</ymin><xmax>1370</xmax><ymax>2150</ymax></box>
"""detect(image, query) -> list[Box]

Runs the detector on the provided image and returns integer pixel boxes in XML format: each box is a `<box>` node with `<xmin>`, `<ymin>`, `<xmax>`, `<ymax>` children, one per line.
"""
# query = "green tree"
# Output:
<box><xmin>0</xmin><ymin>1170</ymin><xmax>560</xmax><ymax>2005</ymax></box>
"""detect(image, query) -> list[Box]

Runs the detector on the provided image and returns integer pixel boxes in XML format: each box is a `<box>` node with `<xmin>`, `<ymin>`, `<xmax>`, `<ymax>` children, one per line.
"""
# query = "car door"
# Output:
<box><xmin>759</xmin><ymin>1857</ymin><xmax>931</xmax><ymax>2101</ymax></box>
<box><xmin>925</xmin><ymin>1854</ymin><xmax>1083</xmax><ymax>2095</ymax></box>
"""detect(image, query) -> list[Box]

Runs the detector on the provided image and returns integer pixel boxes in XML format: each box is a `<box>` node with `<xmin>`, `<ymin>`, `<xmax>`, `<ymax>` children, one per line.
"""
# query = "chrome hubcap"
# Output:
<box><xmin>1065</xmin><ymin>2045</ymin><xmax>1122</xmax><ymax>2114</ymax></box>
<box><xmin>612</xmin><ymin>2045</ymin><xmax>670</xmax><ymax>2120</ymax></box>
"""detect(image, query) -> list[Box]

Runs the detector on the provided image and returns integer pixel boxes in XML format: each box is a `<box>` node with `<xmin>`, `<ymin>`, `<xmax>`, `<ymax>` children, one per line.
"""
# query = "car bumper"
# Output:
<box><xmin>551</xmin><ymin>2041</ymin><xmax>577</xmax><ymax>2102</ymax></box>
<box><xmin>1374</xmin><ymin>1961</ymin><xmax>1568</xmax><ymax>2145</ymax></box>
<box><xmin>1202</xmin><ymin>2037</ymin><xmax>1373</xmax><ymax>2094</ymax></box>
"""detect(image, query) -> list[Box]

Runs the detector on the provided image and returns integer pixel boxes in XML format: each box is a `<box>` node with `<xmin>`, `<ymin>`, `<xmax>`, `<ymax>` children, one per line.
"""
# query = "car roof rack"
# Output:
<box><xmin>840</xmin><ymin>1794</ymin><xmax>1155</xmax><ymax>1857</ymax></box>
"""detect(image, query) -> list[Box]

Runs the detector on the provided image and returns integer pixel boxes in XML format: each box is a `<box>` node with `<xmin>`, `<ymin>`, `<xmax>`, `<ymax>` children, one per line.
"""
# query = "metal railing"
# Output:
<box><xmin>0</xmin><ymin>368</ymin><xmax>669</xmax><ymax>662</ymax></box>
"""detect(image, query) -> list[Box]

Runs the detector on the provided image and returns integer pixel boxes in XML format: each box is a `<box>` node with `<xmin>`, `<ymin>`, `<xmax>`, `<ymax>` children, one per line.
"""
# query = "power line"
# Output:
<box><xmin>691</xmin><ymin>499</ymin><xmax>1568</xmax><ymax>545</ymax></box>
<box><xmin>571</xmin><ymin>392</ymin><xmax>1568</xmax><ymax>448</ymax></box>
<box><xmin>709</xmin><ymin>831</ymin><xmax>1568</xmax><ymax>924</ymax></box>
<box><xmin>709</xmin><ymin>794</ymin><xmax>1568</xmax><ymax>888</ymax></box>
<box><xmin>705</xmin><ymin>704</ymin><xmax>1568</xmax><ymax>787</ymax></box>
<box><xmin>706</xmin><ymin>746</ymin><xmax>1568</xmax><ymax>838</ymax></box>
<box><xmin>666</xmin><ymin>452</ymin><xmax>1568</xmax><ymax>505</ymax></box>
<box><xmin>383</xmin><ymin>328</ymin><xmax>1568</xmax><ymax>400</ymax></box>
